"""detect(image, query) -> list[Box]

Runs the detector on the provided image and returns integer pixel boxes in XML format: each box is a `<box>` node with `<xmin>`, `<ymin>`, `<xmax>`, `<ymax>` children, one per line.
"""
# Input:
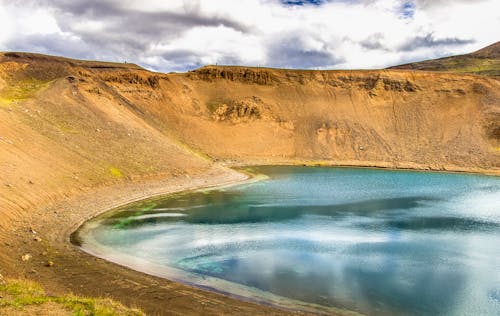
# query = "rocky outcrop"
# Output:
<box><xmin>209</xmin><ymin>97</ymin><xmax>267</xmax><ymax>123</ymax></box>
<box><xmin>188</xmin><ymin>66</ymin><xmax>276</xmax><ymax>85</ymax></box>
<box><xmin>101</xmin><ymin>73</ymin><xmax>164</xmax><ymax>88</ymax></box>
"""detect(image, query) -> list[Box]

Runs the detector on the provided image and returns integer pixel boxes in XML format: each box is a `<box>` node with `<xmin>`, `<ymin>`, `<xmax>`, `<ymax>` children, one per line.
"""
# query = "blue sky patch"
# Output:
<box><xmin>401</xmin><ymin>1</ymin><xmax>416</xmax><ymax>18</ymax></box>
<box><xmin>281</xmin><ymin>0</ymin><xmax>325</xmax><ymax>6</ymax></box>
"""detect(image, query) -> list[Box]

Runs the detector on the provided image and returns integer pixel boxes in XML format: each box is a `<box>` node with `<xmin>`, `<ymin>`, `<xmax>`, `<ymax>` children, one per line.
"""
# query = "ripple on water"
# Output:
<box><xmin>78</xmin><ymin>166</ymin><xmax>500</xmax><ymax>316</ymax></box>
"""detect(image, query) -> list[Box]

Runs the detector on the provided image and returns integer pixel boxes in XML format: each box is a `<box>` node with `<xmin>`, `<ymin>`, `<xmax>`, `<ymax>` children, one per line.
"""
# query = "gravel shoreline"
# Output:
<box><xmin>0</xmin><ymin>166</ymin><xmax>321</xmax><ymax>315</ymax></box>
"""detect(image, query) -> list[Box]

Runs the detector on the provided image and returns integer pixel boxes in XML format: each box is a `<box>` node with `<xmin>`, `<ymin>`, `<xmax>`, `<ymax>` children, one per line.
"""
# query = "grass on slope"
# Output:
<box><xmin>0</xmin><ymin>278</ymin><xmax>144</xmax><ymax>316</ymax></box>
<box><xmin>0</xmin><ymin>78</ymin><xmax>52</xmax><ymax>105</ymax></box>
<box><xmin>389</xmin><ymin>42</ymin><xmax>500</xmax><ymax>76</ymax></box>
<box><xmin>425</xmin><ymin>57</ymin><xmax>498</xmax><ymax>76</ymax></box>
<box><xmin>390</xmin><ymin>56</ymin><xmax>500</xmax><ymax>76</ymax></box>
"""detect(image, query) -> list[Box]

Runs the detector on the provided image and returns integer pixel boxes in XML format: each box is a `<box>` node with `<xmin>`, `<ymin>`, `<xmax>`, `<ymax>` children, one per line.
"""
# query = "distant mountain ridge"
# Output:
<box><xmin>389</xmin><ymin>41</ymin><xmax>500</xmax><ymax>77</ymax></box>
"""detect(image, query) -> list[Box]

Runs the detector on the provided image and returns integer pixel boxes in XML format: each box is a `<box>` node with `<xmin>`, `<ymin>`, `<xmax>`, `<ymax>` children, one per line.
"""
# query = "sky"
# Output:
<box><xmin>0</xmin><ymin>0</ymin><xmax>498</xmax><ymax>72</ymax></box>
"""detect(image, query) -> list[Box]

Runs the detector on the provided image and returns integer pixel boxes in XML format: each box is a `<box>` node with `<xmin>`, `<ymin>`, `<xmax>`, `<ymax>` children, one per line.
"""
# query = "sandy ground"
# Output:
<box><xmin>0</xmin><ymin>166</ymin><xmax>328</xmax><ymax>316</ymax></box>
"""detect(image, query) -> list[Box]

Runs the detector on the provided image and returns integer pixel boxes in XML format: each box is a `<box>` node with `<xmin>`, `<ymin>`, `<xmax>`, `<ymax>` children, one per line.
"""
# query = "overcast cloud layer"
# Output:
<box><xmin>0</xmin><ymin>0</ymin><xmax>498</xmax><ymax>72</ymax></box>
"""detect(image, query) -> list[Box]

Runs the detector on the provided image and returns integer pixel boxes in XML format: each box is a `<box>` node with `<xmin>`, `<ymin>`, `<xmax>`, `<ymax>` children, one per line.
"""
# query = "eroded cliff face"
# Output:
<box><xmin>145</xmin><ymin>66</ymin><xmax>499</xmax><ymax>170</ymax></box>
<box><xmin>0</xmin><ymin>53</ymin><xmax>499</xmax><ymax>223</ymax></box>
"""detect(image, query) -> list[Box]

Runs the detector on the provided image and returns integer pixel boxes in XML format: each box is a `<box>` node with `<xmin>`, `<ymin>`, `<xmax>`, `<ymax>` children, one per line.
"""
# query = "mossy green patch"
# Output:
<box><xmin>302</xmin><ymin>160</ymin><xmax>331</xmax><ymax>167</ymax></box>
<box><xmin>109</xmin><ymin>167</ymin><xmax>123</xmax><ymax>178</ymax></box>
<box><xmin>0</xmin><ymin>279</ymin><xmax>45</xmax><ymax>298</ymax></box>
<box><xmin>0</xmin><ymin>278</ymin><xmax>144</xmax><ymax>315</ymax></box>
<box><xmin>392</xmin><ymin>55</ymin><xmax>500</xmax><ymax>77</ymax></box>
<box><xmin>0</xmin><ymin>78</ymin><xmax>52</xmax><ymax>105</ymax></box>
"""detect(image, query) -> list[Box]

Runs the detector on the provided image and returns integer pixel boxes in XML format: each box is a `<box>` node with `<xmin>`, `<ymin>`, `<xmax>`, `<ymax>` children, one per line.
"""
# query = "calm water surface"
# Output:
<box><xmin>77</xmin><ymin>166</ymin><xmax>500</xmax><ymax>315</ymax></box>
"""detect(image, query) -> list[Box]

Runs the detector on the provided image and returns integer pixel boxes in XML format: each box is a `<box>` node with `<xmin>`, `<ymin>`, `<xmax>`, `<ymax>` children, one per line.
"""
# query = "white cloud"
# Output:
<box><xmin>158</xmin><ymin>25</ymin><xmax>264</xmax><ymax>65</ymax></box>
<box><xmin>1</xmin><ymin>0</ymin><xmax>498</xmax><ymax>71</ymax></box>
<box><xmin>0</xmin><ymin>5</ymin><xmax>13</xmax><ymax>48</ymax></box>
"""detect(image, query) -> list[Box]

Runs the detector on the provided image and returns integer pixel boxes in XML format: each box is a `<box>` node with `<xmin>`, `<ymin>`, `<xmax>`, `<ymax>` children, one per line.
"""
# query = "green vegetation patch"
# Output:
<box><xmin>438</xmin><ymin>58</ymin><xmax>500</xmax><ymax>76</ymax></box>
<box><xmin>391</xmin><ymin>56</ymin><xmax>500</xmax><ymax>77</ymax></box>
<box><xmin>0</xmin><ymin>278</ymin><xmax>144</xmax><ymax>315</ymax></box>
<box><xmin>109</xmin><ymin>167</ymin><xmax>123</xmax><ymax>178</ymax></box>
<box><xmin>0</xmin><ymin>78</ymin><xmax>52</xmax><ymax>105</ymax></box>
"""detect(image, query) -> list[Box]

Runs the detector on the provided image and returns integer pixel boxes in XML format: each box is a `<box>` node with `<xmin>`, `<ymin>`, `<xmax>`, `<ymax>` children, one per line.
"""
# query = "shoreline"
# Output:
<box><xmin>227</xmin><ymin>159</ymin><xmax>500</xmax><ymax>177</ymax></box>
<box><xmin>68</xmin><ymin>168</ymin><xmax>256</xmax><ymax>247</ymax></box>
<box><xmin>1</xmin><ymin>163</ymin><xmax>498</xmax><ymax>315</ymax></box>
<box><xmin>1</xmin><ymin>165</ymin><xmax>319</xmax><ymax>315</ymax></box>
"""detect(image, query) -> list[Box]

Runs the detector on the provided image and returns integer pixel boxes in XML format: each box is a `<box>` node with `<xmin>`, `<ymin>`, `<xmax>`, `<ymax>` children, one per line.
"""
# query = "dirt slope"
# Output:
<box><xmin>160</xmin><ymin>66</ymin><xmax>499</xmax><ymax>170</ymax></box>
<box><xmin>0</xmin><ymin>53</ymin><xmax>216</xmax><ymax>225</ymax></box>
<box><xmin>389</xmin><ymin>41</ymin><xmax>500</xmax><ymax>76</ymax></box>
<box><xmin>0</xmin><ymin>51</ymin><xmax>499</xmax><ymax>315</ymax></box>
<box><xmin>1</xmin><ymin>52</ymin><xmax>499</xmax><ymax>220</ymax></box>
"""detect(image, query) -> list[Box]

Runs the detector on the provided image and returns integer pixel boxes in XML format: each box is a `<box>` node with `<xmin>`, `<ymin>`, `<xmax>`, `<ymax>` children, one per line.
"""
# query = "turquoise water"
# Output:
<box><xmin>77</xmin><ymin>167</ymin><xmax>500</xmax><ymax>315</ymax></box>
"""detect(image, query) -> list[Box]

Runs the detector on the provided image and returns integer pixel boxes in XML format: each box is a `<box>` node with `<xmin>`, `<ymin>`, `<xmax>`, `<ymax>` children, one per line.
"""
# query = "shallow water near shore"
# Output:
<box><xmin>76</xmin><ymin>166</ymin><xmax>500</xmax><ymax>315</ymax></box>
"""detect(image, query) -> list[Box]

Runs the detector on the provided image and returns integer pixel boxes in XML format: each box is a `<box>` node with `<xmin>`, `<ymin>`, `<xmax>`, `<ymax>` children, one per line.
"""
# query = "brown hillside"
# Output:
<box><xmin>0</xmin><ymin>51</ymin><xmax>499</xmax><ymax>315</ymax></box>
<box><xmin>389</xmin><ymin>41</ymin><xmax>500</xmax><ymax>76</ymax></box>
<box><xmin>472</xmin><ymin>41</ymin><xmax>500</xmax><ymax>59</ymax></box>
<box><xmin>0</xmin><ymin>52</ymin><xmax>212</xmax><ymax>224</ymax></box>
<box><xmin>166</xmin><ymin>66</ymin><xmax>499</xmax><ymax>167</ymax></box>
<box><xmin>1</xmin><ymin>52</ymin><xmax>499</xmax><ymax>220</ymax></box>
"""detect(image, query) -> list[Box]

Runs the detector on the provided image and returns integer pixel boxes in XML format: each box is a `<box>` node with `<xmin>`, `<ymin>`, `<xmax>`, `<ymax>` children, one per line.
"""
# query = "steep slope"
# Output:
<box><xmin>1</xmin><ymin>54</ymin><xmax>499</xmax><ymax>193</ymax></box>
<box><xmin>138</xmin><ymin>66</ymin><xmax>499</xmax><ymax>171</ymax></box>
<box><xmin>389</xmin><ymin>41</ymin><xmax>500</xmax><ymax>76</ymax></box>
<box><xmin>1</xmin><ymin>52</ymin><xmax>499</xmax><ymax>219</ymax></box>
<box><xmin>0</xmin><ymin>51</ymin><xmax>499</xmax><ymax>315</ymax></box>
<box><xmin>0</xmin><ymin>52</ymin><xmax>213</xmax><ymax>225</ymax></box>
